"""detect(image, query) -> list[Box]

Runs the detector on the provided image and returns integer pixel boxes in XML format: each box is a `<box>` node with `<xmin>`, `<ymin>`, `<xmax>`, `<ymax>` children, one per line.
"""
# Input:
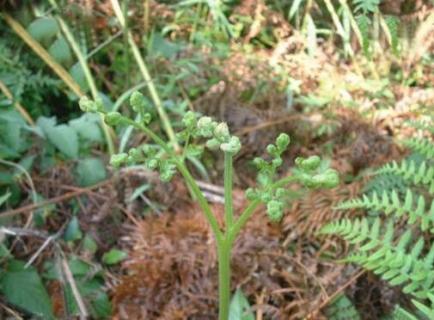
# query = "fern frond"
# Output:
<box><xmin>406</xmin><ymin>120</ymin><xmax>434</xmax><ymax>135</ymax></box>
<box><xmin>363</xmin><ymin>173</ymin><xmax>408</xmax><ymax>198</ymax></box>
<box><xmin>353</xmin><ymin>0</ymin><xmax>381</xmax><ymax>14</ymax></box>
<box><xmin>324</xmin><ymin>294</ymin><xmax>361</xmax><ymax>320</ymax></box>
<box><xmin>336</xmin><ymin>189</ymin><xmax>434</xmax><ymax>232</ymax></box>
<box><xmin>412</xmin><ymin>293</ymin><xmax>434</xmax><ymax>319</ymax></box>
<box><xmin>384</xmin><ymin>15</ymin><xmax>400</xmax><ymax>53</ymax></box>
<box><xmin>403</xmin><ymin>138</ymin><xmax>434</xmax><ymax>159</ymax></box>
<box><xmin>321</xmin><ymin>218</ymin><xmax>434</xmax><ymax>299</ymax></box>
<box><xmin>391</xmin><ymin>305</ymin><xmax>418</xmax><ymax>320</ymax></box>
<box><xmin>377</xmin><ymin>160</ymin><xmax>434</xmax><ymax>194</ymax></box>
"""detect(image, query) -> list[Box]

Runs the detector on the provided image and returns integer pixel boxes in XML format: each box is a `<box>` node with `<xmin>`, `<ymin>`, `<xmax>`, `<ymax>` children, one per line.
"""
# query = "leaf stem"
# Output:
<box><xmin>224</xmin><ymin>153</ymin><xmax>234</xmax><ymax>230</ymax></box>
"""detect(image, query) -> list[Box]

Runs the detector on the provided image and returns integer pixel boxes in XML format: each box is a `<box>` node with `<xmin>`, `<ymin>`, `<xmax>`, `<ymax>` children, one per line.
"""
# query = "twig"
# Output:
<box><xmin>0</xmin><ymin>179</ymin><xmax>111</xmax><ymax>218</ymax></box>
<box><xmin>0</xmin><ymin>79</ymin><xmax>35</xmax><ymax>126</ymax></box>
<box><xmin>25</xmin><ymin>225</ymin><xmax>65</xmax><ymax>268</ymax></box>
<box><xmin>0</xmin><ymin>226</ymin><xmax>48</xmax><ymax>238</ymax></box>
<box><xmin>305</xmin><ymin>269</ymin><xmax>365</xmax><ymax>318</ymax></box>
<box><xmin>61</xmin><ymin>257</ymin><xmax>89</xmax><ymax>319</ymax></box>
<box><xmin>235</xmin><ymin>115</ymin><xmax>301</xmax><ymax>136</ymax></box>
<box><xmin>0</xmin><ymin>301</ymin><xmax>24</xmax><ymax>320</ymax></box>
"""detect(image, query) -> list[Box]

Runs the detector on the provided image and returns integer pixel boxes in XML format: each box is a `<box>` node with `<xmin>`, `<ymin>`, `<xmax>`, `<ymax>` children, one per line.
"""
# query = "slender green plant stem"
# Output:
<box><xmin>323</xmin><ymin>0</ymin><xmax>354</xmax><ymax>56</ymax></box>
<box><xmin>229</xmin><ymin>175</ymin><xmax>298</xmax><ymax>243</ymax></box>
<box><xmin>110</xmin><ymin>0</ymin><xmax>179</xmax><ymax>151</ymax></box>
<box><xmin>123</xmin><ymin>118</ymin><xmax>222</xmax><ymax>240</ymax></box>
<box><xmin>224</xmin><ymin>153</ymin><xmax>234</xmax><ymax>229</ymax></box>
<box><xmin>49</xmin><ymin>1</ymin><xmax>115</xmax><ymax>156</ymax></box>
<box><xmin>228</xmin><ymin>199</ymin><xmax>261</xmax><ymax>245</ymax></box>
<box><xmin>217</xmin><ymin>238</ymin><xmax>231</xmax><ymax>320</ymax></box>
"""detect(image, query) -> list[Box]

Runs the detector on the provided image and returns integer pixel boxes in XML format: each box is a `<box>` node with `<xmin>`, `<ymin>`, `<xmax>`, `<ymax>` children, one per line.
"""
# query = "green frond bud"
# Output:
<box><xmin>275</xmin><ymin>188</ymin><xmax>286</xmax><ymax>198</ymax></box>
<box><xmin>307</xmin><ymin>169</ymin><xmax>339</xmax><ymax>189</ymax></box>
<box><xmin>159</xmin><ymin>161</ymin><xmax>176</xmax><ymax>182</ymax></box>
<box><xmin>266</xmin><ymin>144</ymin><xmax>278</xmax><ymax>156</ymax></box>
<box><xmin>220</xmin><ymin>136</ymin><xmax>241</xmax><ymax>154</ymax></box>
<box><xmin>182</xmin><ymin>111</ymin><xmax>197</xmax><ymax>129</ymax></box>
<box><xmin>206</xmin><ymin>138</ymin><xmax>221</xmax><ymax>150</ymax></box>
<box><xmin>260</xmin><ymin>191</ymin><xmax>272</xmax><ymax>203</ymax></box>
<box><xmin>142</xmin><ymin>113</ymin><xmax>152</xmax><ymax>125</ymax></box>
<box><xmin>197</xmin><ymin>116</ymin><xmax>216</xmax><ymax>137</ymax></box>
<box><xmin>253</xmin><ymin>157</ymin><xmax>267</xmax><ymax>169</ymax></box>
<box><xmin>142</xmin><ymin>144</ymin><xmax>153</xmax><ymax>154</ymax></box>
<box><xmin>297</xmin><ymin>172</ymin><xmax>316</xmax><ymax>188</ymax></box>
<box><xmin>185</xmin><ymin>145</ymin><xmax>204</xmax><ymax>158</ymax></box>
<box><xmin>130</xmin><ymin>91</ymin><xmax>147</xmax><ymax>113</ymax></box>
<box><xmin>257</xmin><ymin>172</ymin><xmax>272</xmax><ymax>187</ymax></box>
<box><xmin>295</xmin><ymin>155</ymin><xmax>321</xmax><ymax>171</ymax></box>
<box><xmin>145</xmin><ymin>158</ymin><xmax>159</xmax><ymax>169</ymax></box>
<box><xmin>128</xmin><ymin>148</ymin><xmax>142</xmax><ymax>161</ymax></box>
<box><xmin>318</xmin><ymin>169</ymin><xmax>339</xmax><ymax>189</ymax></box>
<box><xmin>245</xmin><ymin>188</ymin><xmax>258</xmax><ymax>200</ymax></box>
<box><xmin>105</xmin><ymin>112</ymin><xmax>123</xmax><ymax>125</ymax></box>
<box><xmin>276</xmin><ymin>133</ymin><xmax>290</xmax><ymax>151</ymax></box>
<box><xmin>79</xmin><ymin>96</ymin><xmax>100</xmax><ymax>113</ymax></box>
<box><xmin>110</xmin><ymin>153</ymin><xmax>128</xmax><ymax>168</ymax></box>
<box><xmin>272</xmin><ymin>157</ymin><xmax>283</xmax><ymax>168</ymax></box>
<box><xmin>214</xmin><ymin>122</ymin><xmax>230</xmax><ymax>140</ymax></box>
<box><xmin>266</xmin><ymin>200</ymin><xmax>284</xmax><ymax>222</ymax></box>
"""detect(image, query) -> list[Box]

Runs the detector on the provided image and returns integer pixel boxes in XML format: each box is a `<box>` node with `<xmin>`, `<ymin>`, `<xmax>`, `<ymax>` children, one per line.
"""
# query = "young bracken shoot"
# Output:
<box><xmin>79</xmin><ymin>92</ymin><xmax>339</xmax><ymax>320</ymax></box>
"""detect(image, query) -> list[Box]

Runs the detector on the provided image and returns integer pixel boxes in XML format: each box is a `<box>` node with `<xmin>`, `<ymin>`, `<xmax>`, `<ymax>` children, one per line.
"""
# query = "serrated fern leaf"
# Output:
<box><xmin>384</xmin><ymin>15</ymin><xmax>400</xmax><ymax>52</ymax></box>
<box><xmin>336</xmin><ymin>189</ymin><xmax>434</xmax><ymax>232</ymax></box>
<box><xmin>403</xmin><ymin>138</ymin><xmax>434</xmax><ymax>159</ymax></box>
<box><xmin>406</xmin><ymin>120</ymin><xmax>434</xmax><ymax>135</ymax></box>
<box><xmin>353</xmin><ymin>0</ymin><xmax>381</xmax><ymax>14</ymax></box>
<box><xmin>363</xmin><ymin>172</ymin><xmax>408</xmax><ymax>198</ymax></box>
<box><xmin>391</xmin><ymin>305</ymin><xmax>418</xmax><ymax>320</ymax></box>
<box><xmin>376</xmin><ymin>160</ymin><xmax>434</xmax><ymax>194</ymax></box>
<box><xmin>324</xmin><ymin>294</ymin><xmax>361</xmax><ymax>320</ymax></box>
<box><xmin>321</xmin><ymin>218</ymin><xmax>434</xmax><ymax>298</ymax></box>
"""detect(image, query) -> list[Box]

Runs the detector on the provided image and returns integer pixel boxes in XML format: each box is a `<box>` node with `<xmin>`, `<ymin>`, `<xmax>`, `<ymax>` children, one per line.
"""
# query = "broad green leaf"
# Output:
<box><xmin>68</xmin><ymin>258</ymin><xmax>92</xmax><ymax>276</ymax></box>
<box><xmin>83</xmin><ymin>234</ymin><xmax>98</xmax><ymax>254</ymax></box>
<box><xmin>69</xmin><ymin>114</ymin><xmax>103</xmax><ymax>143</ymax></box>
<box><xmin>70</xmin><ymin>62</ymin><xmax>89</xmax><ymax>92</ymax></box>
<box><xmin>33</xmin><ymin>194</ymin><xmax>56</xmax><ymax>227</ymax></box>
<box><xmin>102</xmin><ymin>248</ymin><xmax>128</xmax><ymax>265</ymax></box>
<box><xmin>229</xmin><ymin>289</ymin><xmax>254</xmax><ymax>320</ymax></box>
<box><xmin>36</xmin><ymin>116</ymin><xmax>57</xmax><ymax>132</ymax></box>
<box><xmin>64</xmin><ymin>216</ymin><xmax>83</xmax><ymax>242</ymax></box>
<box><xmin>27</xmin><ymin>17</ymin><xmax>59</xmax><ymax>43</ymax></box>
<box><xmin>0</xmin><ymin>110</ymin><xmax>26</xmax><ymax>152</ymax></box>
<box><xmin>48</xmin><ymin>36</ymin><xmax>72</xmax><ymax>66</ymax></box>
<box><xmin>149</xmin><ymin>33</ymin><xmax>182</xmax><ymax>59</ymax></box>
<box><xmin>75</xmin><ymin>158</ymin><xmax>107</xmax><ymax>187</ymax></box>
<box><xmin>0</xmin><ymin>261</ymin><xmax>54</xmax><ymax>319</ymax></box>
<box><xmin>46</xmin><ymin>124</ymin><xmax>79</xmax><ymax>159</ymax></box>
